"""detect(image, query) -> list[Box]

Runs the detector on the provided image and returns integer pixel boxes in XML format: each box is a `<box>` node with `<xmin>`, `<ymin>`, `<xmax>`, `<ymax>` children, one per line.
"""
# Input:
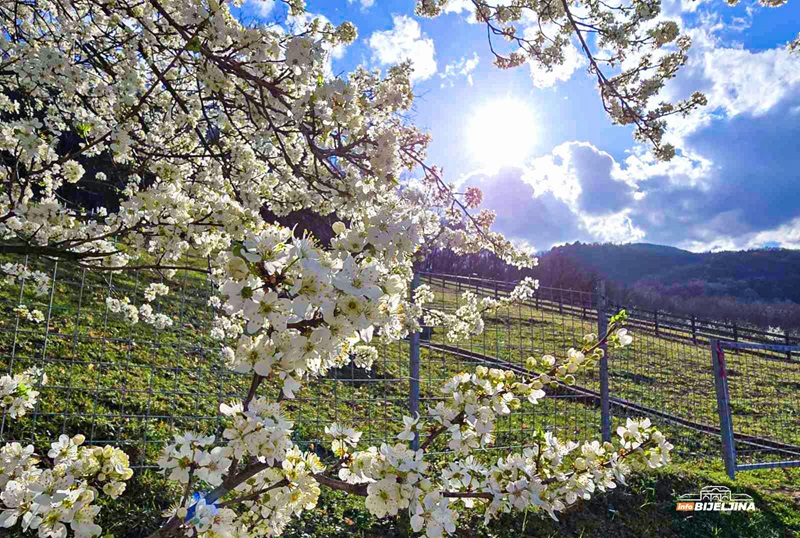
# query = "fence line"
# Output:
<box><xmin>418</xmin><ymin>271</ymin><xmax>798</xmax><ymax>362</ymax></box>
<box><xmin>418</xmin><ymin>271</ymin><xmax>800</xmax><ymax>468</ymax></box>
<box><xmin>419</xmin><ymin>271</ymin><xmax>799</xmax><ymax>345</ymax></box>
<box><xmin>711</xmin><ymin>340</ymin><xmax>800</xmax><ymax>479</ymax></box>
<box><xmin>1</xmin><ymin>259</ymin><xmax>797</xmax><ymax>478</ymax></box>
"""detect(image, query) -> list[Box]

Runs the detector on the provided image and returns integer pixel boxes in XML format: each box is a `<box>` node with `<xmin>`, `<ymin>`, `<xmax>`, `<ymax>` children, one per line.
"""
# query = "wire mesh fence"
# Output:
<box><xmin>1</xmin><ymin>259</ymin><xmax>798</xmax><ymax>474</ymax></box>
<box><xmin>0</xmin><ymin>256</ymin><xmax>224</xmax><ymax>466</ymax></box>
<box><xmin>0</xmin><ymin>256</ymin><xmax>412</xmax><ymax>468</ymax></box>
<box><xmin>417</xmin><ymin>272</ymin><xmax>602</xmax><ymax>453</ymax></box>
<box><xmin>605</xmin><ymin>326</ymin><xmax>724</xmax><ymax>458</ymax></box>
<box><xmin>711</xmin><ymin>341</ymin><xmax>800</xmax><ymax>478</ymax></box>
<box><xmin>417</xmin><ymin>271</ymin><xmax>799</xmax><ymax>463</ymax></box>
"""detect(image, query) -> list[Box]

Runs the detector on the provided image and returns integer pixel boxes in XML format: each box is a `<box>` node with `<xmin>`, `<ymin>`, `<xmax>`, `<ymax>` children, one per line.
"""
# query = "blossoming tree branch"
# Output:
<box><xmin>417</xmin><ymin>0</ymin><xmax>796</xmax><ymax>160</ymax></box>
<box><xmin>1</xmin><ymin>0</ymin><xmax>675</xmax><ymax>536</ymax></box>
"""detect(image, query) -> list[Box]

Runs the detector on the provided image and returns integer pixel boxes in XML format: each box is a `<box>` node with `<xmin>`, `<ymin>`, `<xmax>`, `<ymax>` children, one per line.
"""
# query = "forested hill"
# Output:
<box><xmin>545</xmin><ymin>243</ymin><xmax>800</xmax><ymax>304</ymax></box>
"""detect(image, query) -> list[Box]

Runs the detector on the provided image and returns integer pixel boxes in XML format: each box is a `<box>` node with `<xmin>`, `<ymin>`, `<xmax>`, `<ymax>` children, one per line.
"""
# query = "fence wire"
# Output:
<box><xmin>417</xmin><ymin>272</ymin><xmax>601</xmax><ymax>453</ymax></box>
<box><xmin>2</xmin><ymin>259</ymin><xmax>797</xmax><ymax>470</ymax></box>
<box><xmin>0</xmin><ymin>256</ymin><xmax>410</xmax><ymax>467</ymax></box>
<box><xmin>718</xmin><ymin>342</ymin><xmax>800</xmax><ymax>467</ymax></box>
<box><xmin>418</xmin><ymin>272</ymin><xmax>798</xmax><ymax>461</ymax></box>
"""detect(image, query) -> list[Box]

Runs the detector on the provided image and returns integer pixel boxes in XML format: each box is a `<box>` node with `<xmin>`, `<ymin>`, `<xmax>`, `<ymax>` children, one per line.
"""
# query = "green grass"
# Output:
<box><xmin>260</xmin><ymin>461</ymin><xmax>800</xmax><ymax>538</ymax></box>
<box><xmin>422</xmin><ymin>277</ymin><xmax>800</xmax><ymax>455</ymax></box>
<box><xmin>1</xmin><ymin>261</ymin><xmax>798</xmax><ymax>538</ymax></box>
<box><xmin>0</xmin><ymin>257</ymin><xmax>420</xmax><ymax>537</ymax></box>
<box><xmin>487</xmin><ymin>460</ymin><xmax>800</xmax><ymax>538</ymax></box>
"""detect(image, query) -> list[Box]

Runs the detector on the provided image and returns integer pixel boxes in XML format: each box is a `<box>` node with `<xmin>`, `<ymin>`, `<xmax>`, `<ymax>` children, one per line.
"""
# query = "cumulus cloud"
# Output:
<box><xmin>660</xmin><ymin>25</ymin><xmax>800</xmax><ymax>147</ymax></box>
<box><xmin>368</xmin><ymin>15</ymin><xmax>437</xmax><ymax>82</ymax></box>
<box><xmin>527</xmin><ymin>41</ymin><xmax>586</xmax><ymax>89</ymax></box>
<box><xmin>458</xmin><ymin>144</ymin><xmax>644</xmax><ymax>249</ymax></box>
<box><xmin>462</xmin><ymin>89</ymin><xmax>800</xmax><ymax>252</ymax></box>
<box><xmin>695</xmin><ymin>46</ymin><xmax>800</xmax><ymax>115</ymax></box>
<box><xmin>662</xmin><ymin>0</ymin><xmax>714</xmax><ymax>17</ymax></box>
<box><xmin>443</xmin><ymin>0</ymin><xmax>474</xmax><ymax>16</ymax></box>
<box><xmin>440</xmin><ymin>53</ymin><xmax>480</xmax><ymax>87</ymax></box>
<box><xmin>608</xmin><ymin>24</ymin><xmax>800</xmax><ymax>251</ymax></box>
<box><xmin>247</xmin><ymin>0</ymin><xmax>275</xmax><ymax>17</ymax></box>
<box><xmin>441</xmin><ymin>0</ymin><xmax>514</xmax><ymax>22</ymax></box>
<box><xmin>348</xmin><ymin>0</ymin><xmax>375</xmax><ymax>11</ymax></box>
<box><xmin>462</xmin><ymin>168</ymin><xmax>587</xmax><ymax>249</ymax></box>
<box><xmin>444</xmin><ymin>3</ymin><xmax>800</xmax><ymax>253</ymax></box>
<box><xmin>523</xmin><ymin>142</ymin><xmax>635</xmax><ymax>215</ymax></box>
<box><xmin>582</xmin><ymin>213</ymin><xmax>646</xmax><ymax>244</ymax></box>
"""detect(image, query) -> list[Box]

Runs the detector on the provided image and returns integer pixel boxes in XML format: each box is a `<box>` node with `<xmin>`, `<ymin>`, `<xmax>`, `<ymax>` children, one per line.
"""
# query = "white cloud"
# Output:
<box><xmin>742</xmin><ymin>219</ymin><xmax>800</xmax><ymax>250</ymax></box>
<box><xmin>582</xmin><ymin>213</ymin><xmax>646</xmax><ymax>244</ymax></box>
<box><xmin>528</xmin><ymin>41</ymin><xmax>586</xmax><ymax>89</ymax></box>
<box><xmin>456</xmin><ymin>143</ymin><xmax>643</xmax><ymax>247</ymax></box>
<box><xmin>443</xmin><ymin>0</ymin><xmax>474</xmax><ymax>15</ymax></box>
<box><xmin>619</xmin><ymin>150</ymin><xmax>714</xmax><ymax>190</ymax></box>
<box><xmin>247</xmin><ymin>0</ymin><xmax>275</xmax><ymax>17</ymax></box>
<box><xmin>662</xmin><ymin>26</ymin><xmax>800</xmax><ymax>147</ymax></box>
<box><xmin>450</xmin><ymin>6</ymin><xmax>800</xmax><ymax>253</ymax></box>
<box><xmin>443</xmin><ymin>0</ymin><xmax>516</xmax><ymax>22</ymax></box>
<box><xmin>440</xmin><ymin>53</ymin><xmax>480</xmax><ymax>87</ymax></box>
<box><xmin>348</xmin><ymin>0</ymin><xmax>375</xmax><ymax>12</ymax></box>
<box><xmin>522</xmin><ymin>142</ymin><xmax>634</xmax><ymax>214</ymax></box>
<box><xmin>662</xmin><ymin>0</ymin><xmax>713</xmax><ymax>17</ymax></box>
<box><xmin>459</xmin><ymin>115</ymin><xmax>800</xmax><ymax>251</ymax></box>
<box><xmin>701</xmin><ymin>46</ymin><xmax>800</xmax><ymax>116</ymax></box>
<box><xmin>679</xmin><ymin>218</ymin><xmax>800</xmax><ymax>253</ymax></box>
<box><xmin>461</xmin><ymin>168</ymin><xmax>587</xmax><ymax>249</ymax></box>
<box><xmin>368</xmin><ymin>15</ymin><xmax>437</xmax><ymax>82</ymax></box>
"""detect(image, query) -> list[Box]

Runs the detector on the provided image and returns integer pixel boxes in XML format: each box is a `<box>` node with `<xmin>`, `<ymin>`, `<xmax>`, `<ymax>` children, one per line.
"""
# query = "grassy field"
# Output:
<box><xmin>0</xmin><ymin>257</ymin><xmax>418</xmax><ymax>536</ymax></box>
<box><xmin>0</xmin><ymin>261</ymin><xmax>798</xmax><ymax>537</ymax></box>
<box><xmin>420</xmin><ymin>276</ymin><xmax>800</xmax><ymax>457</ymax></box>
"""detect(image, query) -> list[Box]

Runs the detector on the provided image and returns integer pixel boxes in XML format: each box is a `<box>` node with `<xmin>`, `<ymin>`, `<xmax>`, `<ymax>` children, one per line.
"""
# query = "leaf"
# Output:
<box><xmin>186</xmin><ymin>37</ymin><xmax>202</xmax><ymax>53</ymax></box>
<box><xmin>76</xmin><ymin>123</ymin><xmax>92</xmax><ymax>138</ymax></box>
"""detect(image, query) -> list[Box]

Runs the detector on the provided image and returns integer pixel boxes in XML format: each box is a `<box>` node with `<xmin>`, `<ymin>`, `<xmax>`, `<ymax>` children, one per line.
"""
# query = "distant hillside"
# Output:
<box><xmin>545</xmin><ymin>243</ymin><xmax>800</xmax><ymax>304</ymax></box>
<box><xmin>421</xmin><ymin>243</ymin><xmax>800</xmax><ymax>331</ymax></box>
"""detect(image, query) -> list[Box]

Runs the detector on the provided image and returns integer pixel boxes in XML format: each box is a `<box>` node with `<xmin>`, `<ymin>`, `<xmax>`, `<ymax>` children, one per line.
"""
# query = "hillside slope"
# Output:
<box><xmin>545</xmin><ymin>243</ymin><xmax>800</xmax><ymax>303</ymax></box>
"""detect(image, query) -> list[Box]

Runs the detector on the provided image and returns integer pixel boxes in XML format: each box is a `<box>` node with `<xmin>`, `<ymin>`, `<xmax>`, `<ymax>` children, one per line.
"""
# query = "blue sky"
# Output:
<box><xmin>238</xmin><ymin>0</ymin><xmax>800</xmax><ymax>253</ymax></box>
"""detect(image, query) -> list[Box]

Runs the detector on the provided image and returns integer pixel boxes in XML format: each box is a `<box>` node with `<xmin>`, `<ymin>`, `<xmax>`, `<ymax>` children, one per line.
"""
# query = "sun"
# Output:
<box><xmin>466</xmin><ymin>98</ymin><xmax>538</xmax><ymax>167</ymax></box>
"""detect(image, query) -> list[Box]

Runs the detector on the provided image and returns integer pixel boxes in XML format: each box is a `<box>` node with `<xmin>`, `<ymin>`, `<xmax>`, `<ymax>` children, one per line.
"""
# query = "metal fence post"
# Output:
<box><xmin>710</xmin><ymin>339</ymin><xmax>737</xmax><ymax>480</ymax></box>
<box><xmin>597</xmin><ymin>280</ymin><xmax>611</xmax><ymax>443</ymax></box>
<box><xmin>786</xmin><ymin>333</ymin><xmax>792</xmax><ymax>362</ymax></box>
<box><xmin>409</xmin><ymin>273</ymin><xmax>421</xmax><ymax>450</ymax></box>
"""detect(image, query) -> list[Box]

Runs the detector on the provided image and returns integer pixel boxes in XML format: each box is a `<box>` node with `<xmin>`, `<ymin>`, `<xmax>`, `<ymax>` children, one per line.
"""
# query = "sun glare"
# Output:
<box><xmin>467</xmin><ymin>98</ymin><xmax>537</xmax><ymax>167</ymax></box>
